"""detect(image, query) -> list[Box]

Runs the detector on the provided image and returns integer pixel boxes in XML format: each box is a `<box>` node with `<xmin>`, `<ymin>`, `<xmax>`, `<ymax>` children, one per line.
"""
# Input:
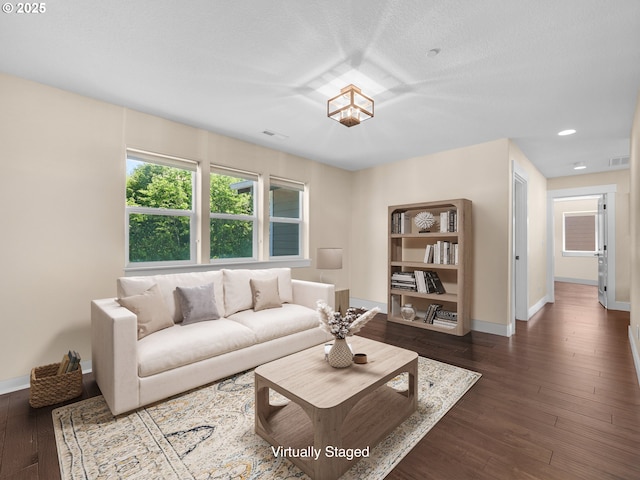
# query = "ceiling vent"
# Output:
<box><xmin>261</xmin><ymin>130</ymin><xmax>288</xmax><ymax>141</ymax></box>
<box><xmin>608</xmin><ymin>155</ymin><xmax>629</xmax><ymax>167</ymax></box>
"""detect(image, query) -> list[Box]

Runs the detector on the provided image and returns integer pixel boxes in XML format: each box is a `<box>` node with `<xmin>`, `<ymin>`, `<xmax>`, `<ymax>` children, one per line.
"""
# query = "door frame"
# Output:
<box><xmin>547</xmin><ymin>184</ymin><xmax>617</xmax><ymax>307</ymax></box>
<box><xmin>512</xmin><ymin>161</ymin><xmax>529</xmax><ymax>335</ymax></box>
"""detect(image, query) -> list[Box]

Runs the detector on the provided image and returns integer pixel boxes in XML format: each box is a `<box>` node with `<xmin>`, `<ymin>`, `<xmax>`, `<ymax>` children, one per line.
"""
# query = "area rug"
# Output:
<box><xmin>53</xmin><ymin>356</ymin><xmax>480</xmax><ymax>480</ymax></box>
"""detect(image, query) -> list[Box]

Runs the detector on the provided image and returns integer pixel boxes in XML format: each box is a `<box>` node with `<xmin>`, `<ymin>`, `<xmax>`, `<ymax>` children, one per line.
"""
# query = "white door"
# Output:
<box><xmin>597</xmin><ymin>195</ymin><xmax>608</xmax><ymax>308</ymax></box>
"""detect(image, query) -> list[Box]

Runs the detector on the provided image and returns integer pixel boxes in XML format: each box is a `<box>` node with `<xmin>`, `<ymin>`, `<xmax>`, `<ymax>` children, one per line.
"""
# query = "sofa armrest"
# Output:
<box><xmin>291</xmin><ymin>280</ymin><xmax>335</xmax><ymax>310</ymax></box>
<box><xmin>91</xmin><ymin>298</ymin><xmax>140</xmax><ymax>415</ymax></box>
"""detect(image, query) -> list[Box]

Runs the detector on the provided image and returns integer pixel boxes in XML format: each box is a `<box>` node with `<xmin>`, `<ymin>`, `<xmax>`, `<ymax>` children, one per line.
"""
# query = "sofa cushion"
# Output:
<box><xmin>176</xmin><ymin>283</ymin><xmax>220</xmax><ymax>324</ymax></box>
<box><xmin>250</xmin><ymin>277</ymin><xmax>282</xmax><ymax>312</ymax></box>
<box><xmin>137</xmin><ymin>319</ymin><xmax>257</xmax><ymax>377</ymax></box>
<box><xmin>117</xmin><ymin>284</ymin><xmax>174</xmax><ymax>340</ymax></box>
<box><xmin>228</xmin><ymin>303</ymin><xmax>319</xmax><ymax>343</ymax></box>
<box><xmin>223</xmin><ymin>268</ymin><xmax>293</xmax><ymax>316</ymax></box>
<box><xmin>118</xmin><ymin>270</ymin><xmax>225</xmax><ymax>321</ymax></box>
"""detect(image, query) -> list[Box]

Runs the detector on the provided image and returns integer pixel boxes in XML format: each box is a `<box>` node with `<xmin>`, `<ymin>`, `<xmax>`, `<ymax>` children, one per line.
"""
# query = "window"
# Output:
<box><xmin>126</xmin><ymin>152</ymin><xmax>196</xmax><ymax>265</ymax></box>
<box><xmin>563</xmin><ymin>211</ymin><xmax>597</xmax><ymax>256</ymax></box>
<box><xmin>125</xmin><ymin>151</ymin><xmax>308</xmax><ymax>268</ymax></box>
<box><xmin>210</xmin><ymin>167</ymin><xmax>258</xmax><ymax>261</ymax></box>
<box><xmin>269</xmin><ymin>178</ymin><xmax>304</xmax><ymax>258</ymax></box>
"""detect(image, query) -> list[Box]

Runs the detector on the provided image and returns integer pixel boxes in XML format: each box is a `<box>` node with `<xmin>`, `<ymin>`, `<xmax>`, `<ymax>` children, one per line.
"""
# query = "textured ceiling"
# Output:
<box><xmin>1</xmin><ymin>0</ymin><xmax>639</xmax><ymax>177</ymax></box>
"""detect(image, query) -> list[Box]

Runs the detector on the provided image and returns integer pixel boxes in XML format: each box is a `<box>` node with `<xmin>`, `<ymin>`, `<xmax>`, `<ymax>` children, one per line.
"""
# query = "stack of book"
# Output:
<box><xmin>57</xmin><ymin>350</ymin><xmax>81</xmax><ymax>375</ymax></box>
<box><xmin>391</xmin><ymin>211</ymin><xmax>412</xmax><ymax>234</ymax></box>
<box><xmin>423</xmin><ymin>241</ymin><xmax>459</xmax><ymax>265</ymax></box>
<box><xmin>439</xmin><ymin>209</ymin><xmax>458</xmax><ymax>232</ymax></box>
<box><xmin>413</xmin><ymin>270</ymin><xmax>446</xmax><ymax>294</ymax></box>
<box><xmin>433</xmin><ymin>309</ymin><xmax>458</xmax><ymax>329</ymax></box>
<box><xmin>391</xmin><ymin>271</ymin><xmax>416</xmax><ymax>291</ymax></box>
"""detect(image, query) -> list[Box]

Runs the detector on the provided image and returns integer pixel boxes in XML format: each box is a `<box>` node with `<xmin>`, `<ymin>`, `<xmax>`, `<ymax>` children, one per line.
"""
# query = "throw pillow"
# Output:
<box><xmin>175</xmin><ymin>283</ymin><xmax>220</xmax><ymax>325</ymax></box>
<box><xmin>250</xmin><ymin>277</ymin><xmax>283</xmax><ymax>312</ymax></box>
<box><xmin>117</xmin><ymin>284</ymin><xmax>174</xmax><ymax>340</ymax></box>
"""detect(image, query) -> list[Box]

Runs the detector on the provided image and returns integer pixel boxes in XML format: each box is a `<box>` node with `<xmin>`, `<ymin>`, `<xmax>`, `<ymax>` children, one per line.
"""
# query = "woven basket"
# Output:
<box><xmin>29</xmin><ymin>362</ymin><xmax>83</xmax><ymax>408</ymax></box>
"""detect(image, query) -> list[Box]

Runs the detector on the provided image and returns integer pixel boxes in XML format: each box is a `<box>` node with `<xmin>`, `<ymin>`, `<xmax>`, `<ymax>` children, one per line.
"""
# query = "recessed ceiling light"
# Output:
<box><xmin>573</xmin><ymin>162</ymin><xmax>586</xmax><ymax>170</ymax></box>
<box><xmin>558</xmin><ymin>129</ymin><xmax>577</xmax><ymax>136</ymax></box>
<box><xmin>426</xmin><ymin>48</ymin><xmax>441</xmax><ymax>58</ymax></box>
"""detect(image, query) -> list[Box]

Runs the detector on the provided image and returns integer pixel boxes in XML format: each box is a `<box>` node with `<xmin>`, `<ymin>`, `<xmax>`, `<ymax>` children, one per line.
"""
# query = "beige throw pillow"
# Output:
<box><xmin>250</xmin><ymin>277</ymin><xmax>282</xmax><ymax>312</ymax></box>
<box><xmin>117</xmin><ymin>284</ymin><xmax>174</xmax><ymax>339</ymax></box>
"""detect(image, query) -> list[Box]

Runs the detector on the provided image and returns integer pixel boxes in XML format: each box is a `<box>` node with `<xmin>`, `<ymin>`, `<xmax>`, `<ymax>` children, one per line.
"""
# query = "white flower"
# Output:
<box><xmin>316</xmin><ymin>301</ymin><xmax>381</xmax><ymax>339</ymax></box>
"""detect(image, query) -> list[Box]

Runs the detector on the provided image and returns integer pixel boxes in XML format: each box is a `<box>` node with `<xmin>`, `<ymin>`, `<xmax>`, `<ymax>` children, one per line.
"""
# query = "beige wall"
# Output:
<box><xmin>351</xmin><ymin>139</ymin><xmax>515</xmax><ymax>332</ymax></box>
<box><xmin>0</xmin><ymin>74</ymin><xmax>353</xmax><ymax>383</ymax></box>
<box><xmin>553</xmin><ymin>198</ymin><xmax>599</xmax><ymax>283</ymax></box>
<box><xmin>630</xmin><ymin>92</ymin><xmax>640</xmax><ymax>378</ymax></box>
<box><xmin>547</xmin><ymin>169</ymin><xmax>631</xmax><ymax>303</ymax></box>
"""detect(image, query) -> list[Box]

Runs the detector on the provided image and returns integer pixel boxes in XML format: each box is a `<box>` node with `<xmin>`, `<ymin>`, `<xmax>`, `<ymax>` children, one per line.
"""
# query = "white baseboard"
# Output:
<box><xmin>554</xmin><ymin>277</ymin><xmax>598</xmax><ymax>286</ymax></box>
<box><xmin>629</xmin><ymin>326</ymin><xmax>640</xmax><ymax>387</ymax></box>
<box><xmin>528</xmin><ymin>295</ymin><xmax>549</xmax><ymax>319</ymax></box>
<box><xmin>350</xmin><ymin>297</ymin><xmax>387</xmax><ymax>313</ymax></box>
<box><xmin>471</xmin><ymin>319</ymin><xmax>511</xmax><ymax>337</ymax></box>
<box><xmin>0</xmin><ymin>361</ymin><xmax>92</xmax><ymax>396</ymax></box>
<box><xmin>609</xmin><ymin>300</ymin><xmax>631</xmax><ymax>312</ymax></box>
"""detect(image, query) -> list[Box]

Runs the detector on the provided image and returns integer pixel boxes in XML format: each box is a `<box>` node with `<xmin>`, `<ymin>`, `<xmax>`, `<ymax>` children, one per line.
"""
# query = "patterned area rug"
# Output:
<box><xmin>53</xmin><ymin>356</ymin><xmax>480</xmax><ymax>479</ymax></box>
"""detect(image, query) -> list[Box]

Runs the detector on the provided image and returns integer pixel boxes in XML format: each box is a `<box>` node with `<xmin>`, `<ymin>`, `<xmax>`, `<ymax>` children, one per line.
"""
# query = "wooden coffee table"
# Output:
<box><xmin>254</xmin><ymin>336</ymin><xmax>418</xmax><ymax>480</ymax></box>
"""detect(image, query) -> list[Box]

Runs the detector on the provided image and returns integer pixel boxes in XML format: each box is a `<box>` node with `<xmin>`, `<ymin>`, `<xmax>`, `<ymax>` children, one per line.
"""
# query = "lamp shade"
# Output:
<box><xmin>316</xmin><ymin>248</ymin><xmax>343</xmax><ymax>270</ymax></box>
<box><xmin>327</xmin><ymin>85</ymin><xmax>374</xmax><ymax>127</ymax></box>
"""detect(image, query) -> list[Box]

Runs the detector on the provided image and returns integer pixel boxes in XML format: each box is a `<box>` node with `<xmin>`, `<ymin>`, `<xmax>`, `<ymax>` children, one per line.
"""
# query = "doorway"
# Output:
<box><xmin>547</xmin><ymin>185</ymin><xmax>617</xmax><ymax>308</ymax></box>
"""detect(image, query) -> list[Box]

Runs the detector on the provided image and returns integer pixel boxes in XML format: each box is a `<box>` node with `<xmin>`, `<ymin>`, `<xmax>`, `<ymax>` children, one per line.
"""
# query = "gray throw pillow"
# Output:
<box><xmin>175</xmin><ymin>283</ymin><xmax>220</xmax><ymax>325</ymax></box>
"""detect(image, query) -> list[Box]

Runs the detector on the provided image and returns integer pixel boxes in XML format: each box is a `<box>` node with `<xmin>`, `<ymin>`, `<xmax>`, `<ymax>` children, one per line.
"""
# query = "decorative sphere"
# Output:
<box><xmin>414</xmin><ymin>211</ymin><xmax>435</xmax><ymax>230</ymax></box>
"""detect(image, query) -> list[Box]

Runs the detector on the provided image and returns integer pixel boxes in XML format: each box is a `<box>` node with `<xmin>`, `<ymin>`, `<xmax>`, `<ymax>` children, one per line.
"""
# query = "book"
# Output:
<box><xmin>424</xmin><ymin>303</ymin><xmax>443</xmax><ymax>324</ymax></box>
<box><xmin>66</xmin><ymin>350</ymin><xmax>81</xmax><ymax>373</ymax></box>
<box><xmin>425</xmin><ymin>271</ymin><xmax>446</xmax><ymax>294</ymax></box>
<box><xmin>57</xmin><ymin>353</ymin><xmax>70</xmax><ymax>375</ymax></box>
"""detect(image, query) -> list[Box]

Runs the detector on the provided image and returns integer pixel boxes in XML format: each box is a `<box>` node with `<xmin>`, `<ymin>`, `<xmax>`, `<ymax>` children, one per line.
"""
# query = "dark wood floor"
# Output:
<box><xmin>1</xmin><ymin>282</ymin><xmax>638</xmax><ymax>479</ymax></box>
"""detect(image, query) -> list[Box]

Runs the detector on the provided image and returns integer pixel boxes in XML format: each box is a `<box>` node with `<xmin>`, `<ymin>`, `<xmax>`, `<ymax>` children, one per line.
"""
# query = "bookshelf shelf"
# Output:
<box><xmin>388</xmin><ymin>199</ymin><xmax>472</xmax><ymax>336</ymax></box>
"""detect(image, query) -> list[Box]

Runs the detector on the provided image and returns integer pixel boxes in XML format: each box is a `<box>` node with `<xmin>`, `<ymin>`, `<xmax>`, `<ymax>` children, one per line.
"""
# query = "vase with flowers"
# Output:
<box><xmin>317</xmin><ymin>301</ymin><xmax>380</xmax><ymax>368</ymax></box>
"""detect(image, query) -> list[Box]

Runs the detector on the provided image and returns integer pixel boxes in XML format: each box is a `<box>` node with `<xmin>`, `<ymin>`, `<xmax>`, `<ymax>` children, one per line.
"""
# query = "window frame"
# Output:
<box><xmin>125</xmin><ymin>150</ymin><xmax>197</xmax><ymax>267</ymax></box>
<box><xmin>269</xmin><ymin>177</ymin><xmax>305</xmax><ymax>260</ymax></box>
<box><xmin>209</xmin><ymin>165</ymin><xmax>259</xmax><ymax>263</ymax></box>
<box><xmin>562</xmin><ymin>210</ymin><xmax>598</xmax><ymax>257</ymax></box>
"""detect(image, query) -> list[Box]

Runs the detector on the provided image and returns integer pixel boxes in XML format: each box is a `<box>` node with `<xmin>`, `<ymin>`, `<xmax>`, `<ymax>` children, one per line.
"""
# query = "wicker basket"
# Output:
<box><xmin>29</xmin><ymin>362</ymin><xmax>83</xmax><ymax>408</ymax></box>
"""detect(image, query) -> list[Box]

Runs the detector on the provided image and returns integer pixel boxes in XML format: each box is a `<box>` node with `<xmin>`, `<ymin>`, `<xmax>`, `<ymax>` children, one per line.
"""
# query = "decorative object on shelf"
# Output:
<box><xmin>414</xmin><ymin>211</ymin><xmax>436</xmax><ymax>232</ymax></box>
<box><xmin>317</xmin><ymin>302</ymin><xmax>380</xmax><ymax>368</ymax></box>
<box><xmin>327</xmin><ymin>84</ymin><xmax>374</xmax><ymax>127</ymax></box>
<box><xmin>401</xmin><ymin>304</ymin><xmax>416</xmax><ymax>321</ymax></box>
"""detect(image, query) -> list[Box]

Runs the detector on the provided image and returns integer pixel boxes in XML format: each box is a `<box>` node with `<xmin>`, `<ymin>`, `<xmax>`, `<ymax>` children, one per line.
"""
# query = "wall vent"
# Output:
<box><xmin>608</xmin><ymin>155</ymin><xmax>629</xmax><ymax>167</ymax></box>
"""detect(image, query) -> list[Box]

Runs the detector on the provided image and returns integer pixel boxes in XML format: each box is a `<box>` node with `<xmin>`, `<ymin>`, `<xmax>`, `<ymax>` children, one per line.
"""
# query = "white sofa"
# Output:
<box><xmin>91</xmin><ymin>268</ymin><xmax>333</xmax><ymax>415</ymax></box>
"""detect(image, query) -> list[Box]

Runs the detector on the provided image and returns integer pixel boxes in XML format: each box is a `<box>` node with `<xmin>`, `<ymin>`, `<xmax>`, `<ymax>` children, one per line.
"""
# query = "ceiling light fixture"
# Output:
<box><xmin>558</xmin><ymin>129</ymin><xmax>577</xmax><ymax>136</ymax></box>
<box><xmin>573</xmin><ymin>162</ymin><xmax>586</xmax><ymax>170</ymax></box>
<box><xmin>327</xmin><ymin>84</ymin><xmax>374</xmax><ymax>127</ymax></box>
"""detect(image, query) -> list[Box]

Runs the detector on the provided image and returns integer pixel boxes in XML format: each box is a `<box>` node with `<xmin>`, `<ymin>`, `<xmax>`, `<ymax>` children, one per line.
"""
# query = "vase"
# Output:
<box><xmin>327</xmin><ymin>338</ymin><xmax>353</xmax><ymax>368</ymax></box>
<box><xmin>401</xmin><ymin>304</ymin><xmax>416</xmax><ymax>321</ymax></box>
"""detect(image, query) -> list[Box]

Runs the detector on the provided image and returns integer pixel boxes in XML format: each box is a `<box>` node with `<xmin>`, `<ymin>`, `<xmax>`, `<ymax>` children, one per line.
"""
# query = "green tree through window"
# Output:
<box><xmin>126</xmin><ymin>161</ymin><xmax>194</xmax><ymax>262</ymax></box>
<box><xmin>210</xmin><ymin>172</ymin><xmax>256</xmax><ymax>260</ymax></box>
